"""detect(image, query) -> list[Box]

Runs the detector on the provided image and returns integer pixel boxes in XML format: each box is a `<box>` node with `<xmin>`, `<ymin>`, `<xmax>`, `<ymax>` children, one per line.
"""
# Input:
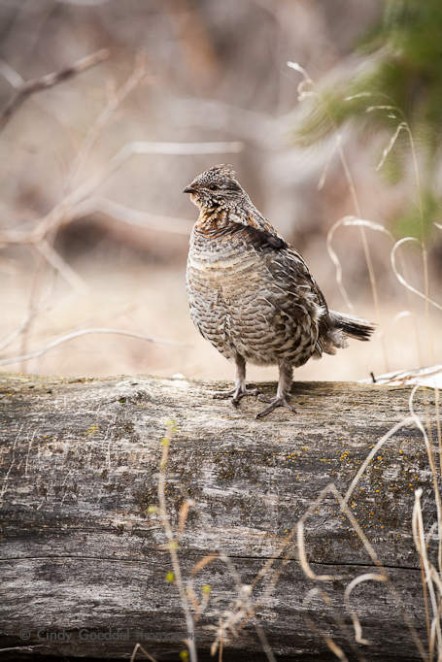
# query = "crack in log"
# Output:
<box><xmin>0</xmin><ymin>553</ymin><xmax>423</xmax><ymax>574</ymax></box>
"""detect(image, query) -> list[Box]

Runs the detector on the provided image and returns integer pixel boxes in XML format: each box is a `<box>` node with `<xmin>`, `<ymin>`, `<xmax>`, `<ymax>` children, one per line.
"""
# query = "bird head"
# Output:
<box><xmin>183</xmin><ymin>164</ymin><xmax>245</xmax><ymax>210</ymax></box>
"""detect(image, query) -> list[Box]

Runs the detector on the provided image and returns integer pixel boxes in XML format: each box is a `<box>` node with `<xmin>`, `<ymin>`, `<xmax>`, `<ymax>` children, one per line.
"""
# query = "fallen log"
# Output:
<box><xmin>0</xmin><ymin>373</ymin><xmax>439</xmax><ymax>661</ymax></box>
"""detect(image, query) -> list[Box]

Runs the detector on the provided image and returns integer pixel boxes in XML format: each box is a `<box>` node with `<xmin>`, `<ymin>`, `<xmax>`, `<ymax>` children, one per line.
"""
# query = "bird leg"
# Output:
<box><xmin>213</xmin><ymin>355</ymin><xmax>261</xmax><ymax>406</ymax></box>
<box><xmin>256</xmin><ymin>362</ymin><xmax>297</xmax><ymax>419</ymax></box>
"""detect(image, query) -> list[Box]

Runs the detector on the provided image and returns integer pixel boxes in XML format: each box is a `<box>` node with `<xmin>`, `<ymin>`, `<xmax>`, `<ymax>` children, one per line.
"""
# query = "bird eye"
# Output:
<box><xmin>208</xmin><ymin>183</ymin><xmax>218</xmax><ymax>191</ymax></box>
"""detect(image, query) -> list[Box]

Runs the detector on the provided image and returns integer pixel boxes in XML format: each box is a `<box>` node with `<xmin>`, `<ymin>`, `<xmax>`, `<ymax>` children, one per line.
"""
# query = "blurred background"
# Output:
<box><xmin>0</xmin><ymin>0</ymin><xmax>441</xmax><ymax>383</ymax></box>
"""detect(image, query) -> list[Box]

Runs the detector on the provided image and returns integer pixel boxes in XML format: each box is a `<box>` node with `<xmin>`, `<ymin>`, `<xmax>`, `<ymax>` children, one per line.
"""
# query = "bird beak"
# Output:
<box><xmin>183</xmin><ymin>185</ymin><xmax>196</xmax><ymax>194</ymax></box>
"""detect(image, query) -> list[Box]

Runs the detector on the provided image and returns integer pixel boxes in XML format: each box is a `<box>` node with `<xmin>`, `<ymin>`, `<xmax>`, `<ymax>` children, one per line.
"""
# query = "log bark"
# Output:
<box><xmin>0</xmin><ymin>373</ymin><xmax>439</xmax><ymax>661</ymax></box>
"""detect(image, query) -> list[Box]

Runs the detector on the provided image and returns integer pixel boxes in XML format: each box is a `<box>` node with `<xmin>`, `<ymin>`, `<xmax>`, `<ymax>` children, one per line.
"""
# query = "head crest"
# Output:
<box><xmin>205</xmin><ymin>164</ymin><xmax>237</xmax><ymax>180</ymax></box>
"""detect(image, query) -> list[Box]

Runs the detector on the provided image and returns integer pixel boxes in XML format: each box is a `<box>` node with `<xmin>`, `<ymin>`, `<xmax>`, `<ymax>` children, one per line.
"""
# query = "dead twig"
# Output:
<box><xmin>157</xmin><ymin>423</ymin><xmax>198</xmax><ymax>662</ymax></box>
<box><xmin>65</xmin><ymin>54</ymin><xmax>148</xmax><ymax>192</ymax></box>
<box><xmin>0</xmin><ymin>140</ymin><xmax>243</xmax><ymax>247</ymax></box>
<box><xmin>0</xmin><ymin>48</ymin><xmax>109</xmax><ymax>132</ymax></box>
<box><xmin>75</xmin><ymin>197</ymin><xmax>194</xmax><ymax>236</ymax></box>
<box><xmin>0</xmin><ymin>327</ymin><xmax>184</xmax><ymax>368</ymax></box>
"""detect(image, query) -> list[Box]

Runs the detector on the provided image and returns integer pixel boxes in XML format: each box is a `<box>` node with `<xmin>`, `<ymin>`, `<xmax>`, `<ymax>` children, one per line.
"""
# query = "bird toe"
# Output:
<box><xmin>256</xmin><ymin>396</ymin><xmax>297</xmax><ymax>419</ymax></box>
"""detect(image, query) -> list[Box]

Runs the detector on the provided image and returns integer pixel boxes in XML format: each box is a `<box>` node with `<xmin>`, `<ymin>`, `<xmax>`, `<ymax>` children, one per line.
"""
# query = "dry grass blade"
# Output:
<box><xmin>391</xmin><ymin>238</ymin><xmax>442</xmax><ymax>312</ymax></box>
<box><xmin>155</xmin><ymin>489</ymin><xmax>277</xmax><ymax>660</ymax></box>
<box><xmin>344</xmin><ymin>573</ymin><xmax>387</xmax><ymax>645</ymax></box>
<box><xmin>211</xmin><ymin>584</ymin><xmax>254</xmax><ymax>657</ymax></box>
<box><xmin>254</xmin><ymin>624</ymin><xmax>277</xmax><ymax>662</ymax></box>
<box><xmin>207</xmin><ymin>552</ymin><xmax>277</xmax><ymax>661</ymax></box>
<box><xmin>324</xmin><ymin>637</ymin><xmax>349</xmax><ymax>661</ymax></box>
<box><xmin>376</xmin><ymin>112</ymin><xmax>435</xmax><ymax>366</ymax></box>
<box><xmin>326</xmin><ymin>218</ymin><xmax>355</xmax><ymax>311</ymax></box>
<box><xmin>288</xmin><ymin>65</ymin><xmax>383</xmax><ymax>340</ymax></box>
<box><xmin>341</xmin><ymin>216</ymin><xmax>394</xmax><ymax>238</ymax></box>
<box><xmin>292</xmin><ymin>480</ymin><xmax>427</xmax><ymax>656</ymax></box>
<box><xmin>186</xmin><ymin>583</ymin><xmax>202</xmax><ymax>621</ymax></box>
<box><xmin>326</xmin><ymin>213</ymin><xmax>390</xmax><ymax>313</ymax></box>
<box><xmin>435</xmin><ymin>389</ymin><xmax>442</xmax><ymax>478</ymax></box>
<box><xmin>300</xmin><ymin>484</ymin><xmax>375</xmax><ymax>563</ymax></box>
<box><xmin>295</xmin><ymin>483</ymin><xmax>426</xmax><ymax>658</ymax></box>
<box><xmin>368</xmin><ymin>364</ymin><xmax>442</xmax><ymax>387</ymax></box>
<box><xmin>286</xmin><ymin>61</ymin><xmax>315</xmax><ymax>99</ymax></box>
<box><xmin>375</xmin><ymin>121</ymin><xmax>407</xmax><ymax>171</ymax></box>
<box><xmin>343</xmin><ymin>417</ymin><xmax>415</xmax><ymax>506</ymax></box>
<box><xmin>157</xmin><ymin>424</ymin><xmax>197</xmax><ymax>662</ymax></box>
<box><xmin>408</xmin><ymin>386</ymin><xmax>442</xmax><ymax>578</ymax></box>
<box><xmin>286</xmin><ymin>61</ymin><xmax>313</xmax><ymax>83</ymax></box>
<box><xmin>0</xmin><ymin>49</ymin><xmax>109</xmax><ymax>132</ymax></box>
<box><xmin>130</xmin><ymin>642</ymin><xmax>158</xmax><ymax>662</ymax></box>
<box><xmin>301</xmin><ymin>605</ymin><xmax>353</xmax><ymax>662</ymax></box>
<box><xmin>297</xmin><ymin>519</ymin><xmax>341</xmax><ymax>581</ymax></box>
<box><xmin>178</xmin><ymin>499</ymin><xmax>195</xmax><ymax>536</ymax></box>
<box><xmin>412</xmin><ymin>489</ymin><xmax>442</xmax><ymax>659</ymax></box>
<box><xmin>191</xmin><ymin>554</ymin><xmax>219</xmax><ymax>576</ymax></box>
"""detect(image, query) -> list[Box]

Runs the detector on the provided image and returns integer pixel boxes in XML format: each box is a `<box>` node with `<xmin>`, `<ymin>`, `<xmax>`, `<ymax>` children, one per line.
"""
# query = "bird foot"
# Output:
<box><xmin>213</xmin><ymin>385</ymin><xmax>261</xmax><ymax>407</ymax></box>
<box><xmin>256</xmin><ymin>395</ymin><xmax>297</xmax><ymax>419</ymax></box>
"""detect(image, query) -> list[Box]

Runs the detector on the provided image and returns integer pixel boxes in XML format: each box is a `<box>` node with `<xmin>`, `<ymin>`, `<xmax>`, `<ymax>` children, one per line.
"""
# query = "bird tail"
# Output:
<box><xmin>329</xmin><ymin>311</ymin><xmax>375</xmax><ymax>341</ymax></box>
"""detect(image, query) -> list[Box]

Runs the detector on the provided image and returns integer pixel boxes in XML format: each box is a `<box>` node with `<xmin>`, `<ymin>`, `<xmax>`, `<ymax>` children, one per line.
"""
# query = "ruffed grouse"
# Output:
<box><xmin>184</xmin><ymin>164</ymin><xmax>374</xmax><ymax>419</ymax></box>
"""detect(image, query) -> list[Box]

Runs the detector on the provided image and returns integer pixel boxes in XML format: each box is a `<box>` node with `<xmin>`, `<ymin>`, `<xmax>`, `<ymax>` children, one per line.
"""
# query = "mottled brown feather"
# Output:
<box><xmin>184</xmin><ymin>165</ymin><xmax>374</xmax><ymax>416</ymax></box>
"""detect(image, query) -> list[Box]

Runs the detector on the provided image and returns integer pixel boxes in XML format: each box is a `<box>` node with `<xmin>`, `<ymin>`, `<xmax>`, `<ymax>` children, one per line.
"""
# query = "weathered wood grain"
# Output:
<box><xmin>0</xmin><ymin>374</ymin><xmax>439</xmax><ymax>661</ymax></box>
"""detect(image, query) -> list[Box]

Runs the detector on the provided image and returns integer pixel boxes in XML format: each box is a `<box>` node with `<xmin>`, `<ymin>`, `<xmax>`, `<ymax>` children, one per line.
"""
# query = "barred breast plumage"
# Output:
<box><xmin>184</xmin><ymin>165</ymin><xmax>374</xmax><ymax>418</ymax></box>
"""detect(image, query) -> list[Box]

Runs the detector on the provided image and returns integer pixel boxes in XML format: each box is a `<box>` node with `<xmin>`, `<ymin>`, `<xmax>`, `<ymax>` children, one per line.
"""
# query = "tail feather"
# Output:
<box><xmin>330</xmin><ymin>311</ymin><xmax>375</xmax><ymax>341</ymax></box>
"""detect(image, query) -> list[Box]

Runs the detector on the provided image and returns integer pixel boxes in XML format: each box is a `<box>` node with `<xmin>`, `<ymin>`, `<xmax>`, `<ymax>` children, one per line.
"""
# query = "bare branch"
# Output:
<box><xmin>0</xmin><ymin>60</ymin><xmax>24</xmax><ymax>88</ymax></box>
<box><xmin>0</xmin><ymin>136</ymin><xmax>241</xmax><ymax>246</ymax></box>
<box><xmin>77</xmin><ymin>197</ymin><xmax>193</xmax><ymax>235</ymax></box>
<box><xmin>0</xmin><ymin>327</ymin><xmax>184</xmax><ymax>367</ymax></box>
<box><xmin>36</xmin><ymin>240</ymin><xmax>87</xmax><ymax>292</ymax></box>
<box><xmin>0</xmin><ymin>49</ymin><xmax>109</xmax><ymax>132</ymax></box>
<box><xmin>60</xmin><ymin>138</ymin><xmax>243</xmax><ymax>210</ymax></box>
<box><xmin>65</xmin><ymin>54</ymin><xmax>148</xmax><ymax>192</ymax></box>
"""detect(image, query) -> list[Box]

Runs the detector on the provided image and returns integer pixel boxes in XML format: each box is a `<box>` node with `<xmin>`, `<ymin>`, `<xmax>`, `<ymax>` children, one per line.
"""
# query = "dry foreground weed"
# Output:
<box><xmin>136</xmin><ymin>385</ymin><xmax>441</xmax><ymax>662</ymax></box>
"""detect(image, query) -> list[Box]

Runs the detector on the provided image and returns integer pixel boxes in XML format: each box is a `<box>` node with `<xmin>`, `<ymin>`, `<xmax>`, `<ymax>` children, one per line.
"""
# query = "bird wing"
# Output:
<box><xmin>224</xmin><ymin>214</ymin><xmax>330</xmax><ymax>318</ymax></box>
<box><xmin>284</xmin><ymin>248</ymin><xmax>329</xmax><ymax>313</ymax></box>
